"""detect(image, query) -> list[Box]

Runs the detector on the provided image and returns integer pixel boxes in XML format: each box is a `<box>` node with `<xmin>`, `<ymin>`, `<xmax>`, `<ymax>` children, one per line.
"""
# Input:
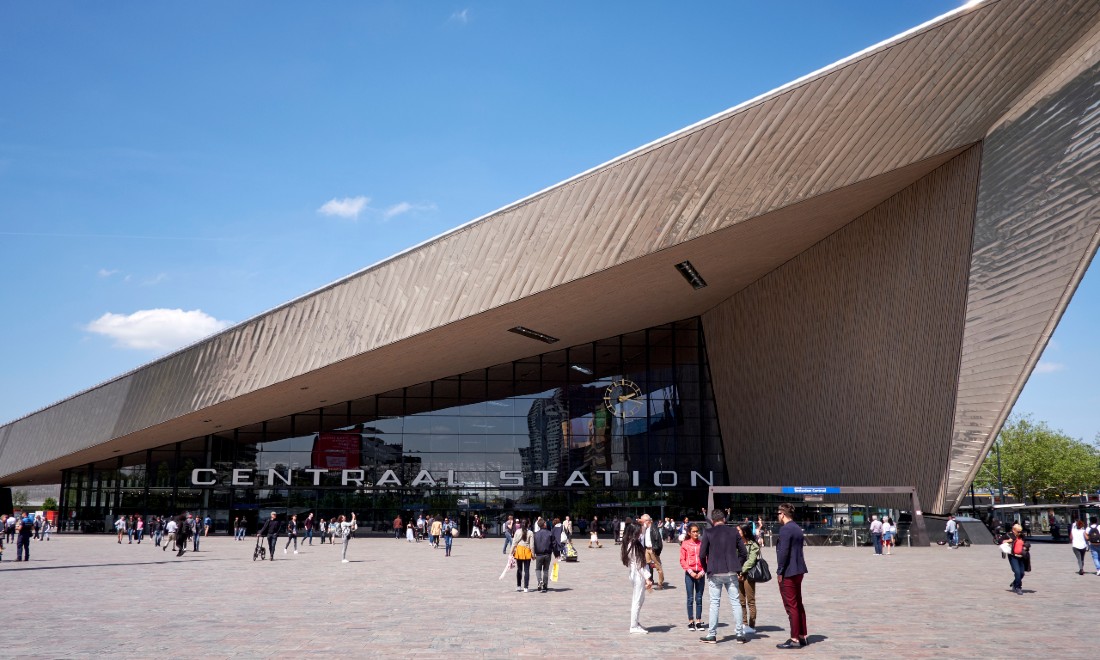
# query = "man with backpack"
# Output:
<box><xmin>1087</xmin><ymin>516</ymin><xmax>1100</xmax><ymax>576</ymax></box>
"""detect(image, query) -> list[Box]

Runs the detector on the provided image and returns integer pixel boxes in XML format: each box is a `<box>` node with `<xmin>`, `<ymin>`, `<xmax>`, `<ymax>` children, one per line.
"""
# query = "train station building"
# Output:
<box><xmin>2</xmin><ymin>1</ymin><xmax>1099</xmax><ymax>536</ymax></box>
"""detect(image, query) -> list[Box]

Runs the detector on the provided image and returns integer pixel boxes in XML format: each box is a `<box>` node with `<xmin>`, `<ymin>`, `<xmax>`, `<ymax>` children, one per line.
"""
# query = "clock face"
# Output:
<box><xmin>604</xmin><ymin>378</ymin><xmax>643</xmax><ymax>417</ymax></box>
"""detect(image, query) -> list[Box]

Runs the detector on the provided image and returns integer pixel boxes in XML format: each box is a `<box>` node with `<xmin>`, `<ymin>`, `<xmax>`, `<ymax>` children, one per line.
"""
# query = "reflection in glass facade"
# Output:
<box><xmin>60</xmin><ymin>318</ymin><xmax>726</xmax><ymax>533</ymax></box>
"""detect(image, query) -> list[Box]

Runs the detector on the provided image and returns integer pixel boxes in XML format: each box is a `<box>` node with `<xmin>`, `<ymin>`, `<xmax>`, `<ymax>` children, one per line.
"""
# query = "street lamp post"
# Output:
<box><xmin>996</xmin><ymin>439</ymin><xmax>1005</xmax><ymax>503</ymax></box>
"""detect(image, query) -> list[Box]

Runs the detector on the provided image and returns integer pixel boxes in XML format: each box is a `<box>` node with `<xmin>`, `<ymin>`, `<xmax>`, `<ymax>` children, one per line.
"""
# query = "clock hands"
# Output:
<box><xmin>617</xmin><ymin>392</ymin><xmax>639</xmax><ymax>402</ymax></box>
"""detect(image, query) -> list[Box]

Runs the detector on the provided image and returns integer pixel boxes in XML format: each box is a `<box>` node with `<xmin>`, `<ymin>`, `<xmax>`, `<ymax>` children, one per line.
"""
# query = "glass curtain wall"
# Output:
<box><xmin>61</xmin><ymin>317</ymin><xmax>726</xmax><ymax>533</ymax></box>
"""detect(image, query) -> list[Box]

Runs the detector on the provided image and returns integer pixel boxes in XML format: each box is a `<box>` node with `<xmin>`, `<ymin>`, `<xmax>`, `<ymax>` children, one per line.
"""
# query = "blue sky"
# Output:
<box><xmin>2</xmin><ymin>1</ymin><xmax>1097</xmax><ymax>443</ymax></box>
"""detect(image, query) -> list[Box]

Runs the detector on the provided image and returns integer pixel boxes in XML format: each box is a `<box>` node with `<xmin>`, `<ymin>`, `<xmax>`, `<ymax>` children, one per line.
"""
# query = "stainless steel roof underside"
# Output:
<box><xmin>2</xmin><ymin>0</ymin><xmax>1099</xmax><ymax>514</ymax></box>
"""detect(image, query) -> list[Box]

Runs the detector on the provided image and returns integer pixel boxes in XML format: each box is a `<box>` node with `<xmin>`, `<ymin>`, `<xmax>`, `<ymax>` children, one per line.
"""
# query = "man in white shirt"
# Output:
<box><xmin>944</xmin><ymin>515</ymin><xmax>958</xmax><ymax>548</ymax></box>
<box><xmin>639</xmin><ymin>515</ymin><xmax>666</xmax><ymax>588</ymax></box>
<box><xmin>869</xmin><ymin>515</ymin><xmax>883</xmax><ymax>555</ymax></box>
<box><xmin>162</xmin><ymin>518</ymin><xmax>178</xmax><ymax>552</ymax></box>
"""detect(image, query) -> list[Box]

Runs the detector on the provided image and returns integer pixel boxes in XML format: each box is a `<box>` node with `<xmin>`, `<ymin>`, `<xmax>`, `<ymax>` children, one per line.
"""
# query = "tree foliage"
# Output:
<box><xmin>42</xmin><ymin>497</ymin><xmax>58</xmax><ymax>511</ymax></box>
<box><xmin>974</xmin><ymin>415</ymin><xmax>1100</xmax><ymax>503</ymax></box>
<box><xmin>12</xmin><ymin>490</ymin><xmax>28</xmax><ymax>507</ymax></box>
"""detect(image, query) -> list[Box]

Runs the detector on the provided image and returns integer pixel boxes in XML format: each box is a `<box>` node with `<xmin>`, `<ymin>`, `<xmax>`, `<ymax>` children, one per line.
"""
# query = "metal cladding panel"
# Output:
<box><xmin>946</xmin><ymin>55</ymin><xmax>1100</xmax><ymax>509</ymax></box>
<box><xmin>1</xmin><ymin>0</ymin><xmax>1099</xmax><ymax>481</ymax></box>
<box><xmin>701</xmin><ymin>148</ymin><xmax>980</xmax><ymax>514</ymax></box>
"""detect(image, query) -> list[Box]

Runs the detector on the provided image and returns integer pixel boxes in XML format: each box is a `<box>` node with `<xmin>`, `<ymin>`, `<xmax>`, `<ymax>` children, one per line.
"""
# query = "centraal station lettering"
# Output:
<box><xmin>191</xmin><ymin>468</ymin><xmax>715</xmax><ymax>489</ymax></box>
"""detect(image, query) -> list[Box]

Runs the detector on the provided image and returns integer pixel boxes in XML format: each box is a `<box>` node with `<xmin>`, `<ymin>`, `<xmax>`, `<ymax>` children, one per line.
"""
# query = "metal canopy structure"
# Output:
<box><xmin>706</xmin><ymin>486</ymin><xmax>930</xmax><ymax>547</ymax></box>
<box><xmin>2</xmin><ymin>0</ymin><xmax>1100</xmax><ymax>517</ymax></box>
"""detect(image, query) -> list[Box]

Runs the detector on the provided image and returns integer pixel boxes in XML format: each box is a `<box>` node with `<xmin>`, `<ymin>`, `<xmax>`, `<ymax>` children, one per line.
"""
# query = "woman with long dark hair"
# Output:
<box><xmin>512</xmin><ymin>518</ymin><xmax>534</xmax><ymax>592</ymax></box>
<box><xmin>621</xmin><ymin>522</ymin><xmax>653</xmax><ymax>634</ymax></box>
<box><xmin>737</xmin><ymin>523</ymin><xmax>759</xmax><ymax>634</ymax></box>
<box><xmin>1070</xmin><ymin>518</ymin><xmax>1088</xmax><ymax>575</ymax></box>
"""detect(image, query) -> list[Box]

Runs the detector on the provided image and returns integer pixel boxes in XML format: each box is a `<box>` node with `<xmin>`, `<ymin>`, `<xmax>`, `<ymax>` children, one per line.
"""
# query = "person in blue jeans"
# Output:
<box><xmin>502</xmin><ymin>515</ymin><xmax>514</xmax><ymax>555</ymax></box>
<box><xmin>1006</xmin><ymin>523</ymin><xmax>1028</xmax><ymax>594</ymax></box>
<box><xmin>1087</xmin><ymin>516</ymin><xmax>1100</xmax><ymax>575</ymax></box>
<box><xmin>697</xmin><ymin>509</ymin><xmax>748</xmax><ymax>644</ymax></box>
<box><xmin>869</xmin><ymin>515</ymin><xmax>883</xmax><ymax>555</ymax></box>
<box><xmin>679</xmin><ymin>523</ymin><xmax>705</xmax><ymax>631</ymax></box>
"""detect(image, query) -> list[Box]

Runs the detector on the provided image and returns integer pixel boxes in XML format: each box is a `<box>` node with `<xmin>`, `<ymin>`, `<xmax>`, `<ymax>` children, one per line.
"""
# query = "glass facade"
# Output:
<box><xmin>60</xmin><ymin>318</ymin><xmax>727</xmax><ymax>534</ymax></box>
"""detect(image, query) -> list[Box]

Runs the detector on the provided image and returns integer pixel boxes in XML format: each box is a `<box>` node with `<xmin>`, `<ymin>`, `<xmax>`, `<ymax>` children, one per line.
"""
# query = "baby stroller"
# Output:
<box><xmin>564</xmin><ymin>540</ymin><xmax>579</xmax><ymax>562</ymax></box>
<box><xmin>253</xmin><ymin>536</ymin><xmax>267</xmax><ymax>561</ymax></box>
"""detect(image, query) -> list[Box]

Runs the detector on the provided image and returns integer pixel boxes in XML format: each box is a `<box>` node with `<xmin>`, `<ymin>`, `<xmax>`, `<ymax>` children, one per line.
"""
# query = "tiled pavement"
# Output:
<box><xmin>1</xmin><ymin>534</ymin><xmax>1092</xmax><ymax>658</ymax></box>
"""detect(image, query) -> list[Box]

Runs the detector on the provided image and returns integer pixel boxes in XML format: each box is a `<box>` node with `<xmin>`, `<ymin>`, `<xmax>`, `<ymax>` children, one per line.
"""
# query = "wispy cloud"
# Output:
<box><xmin>383</xmin><ymin>201</ymin><xmax>438</xmax><ymax>220</ymax></box>
<box><xmin>86</xmin><ymin>308</ymin><xmax>232</xmax><ymax>351</ymax></box>
<box><xmin>450</xmin><ymin>8</ymin><xmax>470</xmax><ymax>24</ymax></box>
<box><xmin>97</xmin><ymin>268</ymin><xmax>119</xmax><ymax>278</ymax></box>
<box><xmin>142</xmin><ymin>273</ymin><xmax>168</xmax><ymax>286</ymax></box>
<box><xmin>317</xmin><ymin>195</ymin><xmax>436</xmax><ymax>222</ymax></box>
<box><xmin>1034</xmin><ymin>361</ymin><xmax>1065</xmax><ymax>374</ymax></box>
<box><xmin>317</xmin><ymin>196</ymin><xmax>370</xmax><ymax>219</ymax></box>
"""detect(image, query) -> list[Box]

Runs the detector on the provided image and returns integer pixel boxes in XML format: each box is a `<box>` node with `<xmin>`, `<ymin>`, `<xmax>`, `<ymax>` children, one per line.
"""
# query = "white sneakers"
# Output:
<box><xmin>743</xmin><ymin>626</ymin><xmax>756</xmax><ymax>635</ymax></box>
<box><xmin>629</xmin><ymin>627</ymin><xmax>649</xmax><ymax>634</ymax></box>
<box><xmin>293</xmin><ymin>550</ymin><xmax>298</xmax><ymax>554</ymax></box>
<box><xmin>342</xmin><ymin>559</ymin><xmax>349</xmax><ymax>563</ymax></box>
<box><xmin>283</xmin><ymin>548</ymin><xmax>287</xmax><ymax>554</ymax></box>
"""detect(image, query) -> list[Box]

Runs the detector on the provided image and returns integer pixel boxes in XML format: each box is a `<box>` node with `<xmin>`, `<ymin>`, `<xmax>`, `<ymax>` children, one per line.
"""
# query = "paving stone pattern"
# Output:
<box><xmin>1</xmin><ymin>534</ymin><xmax>1092</xmax><ymax>658</ymax></box>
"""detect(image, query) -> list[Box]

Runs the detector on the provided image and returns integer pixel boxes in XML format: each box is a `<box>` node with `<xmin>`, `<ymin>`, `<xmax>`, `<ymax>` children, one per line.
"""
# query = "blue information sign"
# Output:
<box><xmin>781</xmin><ymin>486</ymin><xmax>840</xmax><ymax>495</ymax></box>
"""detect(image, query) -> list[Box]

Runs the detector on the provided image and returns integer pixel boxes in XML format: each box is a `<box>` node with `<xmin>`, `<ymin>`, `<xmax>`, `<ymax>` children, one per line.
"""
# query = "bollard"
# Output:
<box><xmin>907</xmin><ymin>531</ymin><xmax>911</xmax><ymax>547</ymax></box>
<box><xmin>853</xmin><ymin>529</ymin><xmax>858</xmax><ymax>547</ymax></box>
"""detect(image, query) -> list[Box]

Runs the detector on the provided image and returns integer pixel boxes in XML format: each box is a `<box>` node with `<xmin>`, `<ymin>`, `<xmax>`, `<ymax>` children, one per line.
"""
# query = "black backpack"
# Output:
<box><xmin>1088</xmin><ymin>525</ymin><xmax>1100</xmax><ymax>545</ymax></box>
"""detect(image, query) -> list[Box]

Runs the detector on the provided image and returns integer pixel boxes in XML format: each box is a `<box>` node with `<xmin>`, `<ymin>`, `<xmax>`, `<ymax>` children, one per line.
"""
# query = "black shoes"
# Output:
<box><xmin>735</xmin><ymin>636</ymin><xmax>748</xmax><ymax>644</ymax></box>
<box><xmin>687</xmin><ymin>622</ymin><xmax>696</xmax><ymax>631</ymax></box>
<box><xmin>776</xmin><ymin>639</ymin><xmax>801</xmax><ymax>649</ymax></box>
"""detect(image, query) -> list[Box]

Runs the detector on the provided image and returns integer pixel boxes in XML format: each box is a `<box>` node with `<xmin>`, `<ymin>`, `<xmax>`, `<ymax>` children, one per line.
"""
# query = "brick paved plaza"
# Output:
<box><xmin>2</xmin><ymin>533</ymin><xmax>1090</xmax><ymax>658</ymax></box>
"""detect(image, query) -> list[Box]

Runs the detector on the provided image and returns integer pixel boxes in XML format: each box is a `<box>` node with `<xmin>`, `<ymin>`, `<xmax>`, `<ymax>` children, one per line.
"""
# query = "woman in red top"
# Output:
<box><xmin>1007</xmin><ymin>523</ymin><xmax>1028</xmax><ymax>595</ymax></box>
<box><xmin>679</xmin><ymin>523</ymin><xmax>705</xmax><ymax>631</ymax></box>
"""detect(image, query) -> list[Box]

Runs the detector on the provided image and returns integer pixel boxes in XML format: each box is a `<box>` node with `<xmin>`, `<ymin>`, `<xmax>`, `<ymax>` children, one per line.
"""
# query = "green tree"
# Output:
<box><xmin>974</xmin><ymin>415</ymin><xmax>1100</xmax><ymax>503</ymax></box>
<box><xmin>12</xmin><ymin>490</ymin><xmax>29</xmax><ymax>507</ymax></box>
<box><xmin>42</xmin><ymin>497</ymin><xmax>58</xmax><ymax>511</ymax></box>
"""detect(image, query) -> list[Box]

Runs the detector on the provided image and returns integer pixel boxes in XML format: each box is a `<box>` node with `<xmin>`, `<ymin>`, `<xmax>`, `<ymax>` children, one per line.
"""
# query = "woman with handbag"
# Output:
<box><xmin>737</xmin><ymin>524</ymin><xmax>759</xmax><ymax>634</ymax></box>
<box><xmin>1007</xmin><ymin>523</ymin><xmax>1029</xmax><ymax>594</ymax></box>
<box><xmin>512</xmin><ymin>519</ymin><xmax>534</xmax><ymax>592</ymax></box>
<box><xmin>443</xmin><ymin>517</ymin><xmax>455</xmax><ymax>557</ymax></box>
<box><xmin>621</xmin><ymin>521</ymin><xmax>653</xmax><ymax>634</ymax></box>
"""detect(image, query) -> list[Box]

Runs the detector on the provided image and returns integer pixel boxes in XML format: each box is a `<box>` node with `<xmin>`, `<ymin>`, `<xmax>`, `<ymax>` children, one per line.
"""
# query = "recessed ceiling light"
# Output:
<box><xmin>675</xmin><ymin>260</ymin><xmax>707</xmax><ymax>289</ymax></box>
<box><xmin>570</xmin><ymin>364</ymin><xmax>593</xmax><ymax>375</ymax></box>
<box><xmin>508</xmin><ymin>326</ymin><xmax>559</xmax><ymax>344</ymax></box>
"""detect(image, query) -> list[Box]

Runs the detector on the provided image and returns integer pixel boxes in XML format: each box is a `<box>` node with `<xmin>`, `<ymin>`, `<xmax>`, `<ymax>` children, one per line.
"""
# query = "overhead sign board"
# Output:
<box><xmin>782</xmin><ymin>486</ymin><xmax>840</xmax><ymax>495</ymax></box>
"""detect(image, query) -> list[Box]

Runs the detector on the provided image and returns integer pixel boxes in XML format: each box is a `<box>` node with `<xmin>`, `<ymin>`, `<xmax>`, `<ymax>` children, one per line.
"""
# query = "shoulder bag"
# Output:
<box><xmin>745</xmin><ymin>556</ymin><xmax>772</xmax><ymax>583</ymax></box>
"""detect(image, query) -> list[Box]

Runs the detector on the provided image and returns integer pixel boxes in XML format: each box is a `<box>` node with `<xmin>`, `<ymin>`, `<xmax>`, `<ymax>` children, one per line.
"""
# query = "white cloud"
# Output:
<box><xmin>317</xmin><ymin>196</ymin><xmax>370</xmax><ymax>219</ymax></box>
<box><xmin>450</xmin><ymin>9</ymin><xmax>470</xmax><ymax>24</ymax></box>
<box><xmin>86</xmin><ymin>308</ymin><xmax>232</xmax><ymax>351</ymax></box>
<box><xmin>383</xmin><ymin>201</ymin><xmax>437</xmax><ymax>220</ymax></box>
<box><xmin>141</xmin><ymin>273</ymin><xmax>168</xmax><ymax>286</ymax></box>
<box><xmin>97</xmin><ymin>268</ymin><xmax>119</xmax><ymax>278</ymax></box>
<box><xmin>1033</xmin><ymin>361</ymin><xmax>1065</xmax><ymax>374</ymax></box>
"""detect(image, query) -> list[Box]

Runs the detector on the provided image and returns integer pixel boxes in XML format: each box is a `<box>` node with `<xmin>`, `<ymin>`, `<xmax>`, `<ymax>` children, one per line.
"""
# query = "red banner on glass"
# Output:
<box><xmin>312</xmin><ymin>432</ymin><xmax>361</xmax><ymax>470</ymax></box>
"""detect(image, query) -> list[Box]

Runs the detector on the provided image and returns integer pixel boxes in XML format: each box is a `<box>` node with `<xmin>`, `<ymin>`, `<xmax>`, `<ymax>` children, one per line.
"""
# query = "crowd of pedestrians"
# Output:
<box><xmin>0</xmin><ymin>511</ymin><xmax>46</xmax><ymax>562</ymax></box>
<box><xmin>617</xmin><ymin>505</ymin><xmax>809</xmax><ymax>649</ymax></box>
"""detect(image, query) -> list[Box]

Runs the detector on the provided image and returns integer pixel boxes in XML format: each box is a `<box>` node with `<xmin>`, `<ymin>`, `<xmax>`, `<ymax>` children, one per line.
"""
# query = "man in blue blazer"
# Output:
<box><xmin>774</xmin><ymin>503</ymin><xmax>808</xmax><ymax>649</ymax></box>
